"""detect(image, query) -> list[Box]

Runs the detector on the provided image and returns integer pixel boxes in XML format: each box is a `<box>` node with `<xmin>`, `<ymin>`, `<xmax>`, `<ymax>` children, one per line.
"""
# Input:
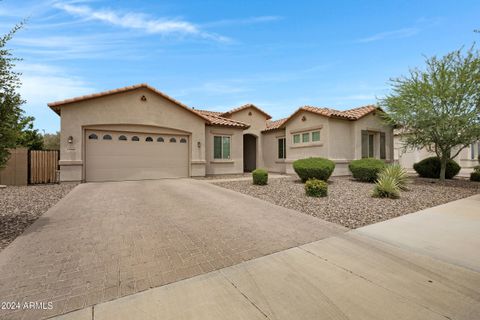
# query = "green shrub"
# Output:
<box><xmin>471</xmin><ymin>171</ymin><xmax>480</xmax><ymax>182</ymax></box>
<box><xmin>293</xmin><ymin>157</ymin><xmax>335</xmax><ymax>182</ymax></box>
<box><xmin>413</xmin><ymin>157</ymin><xmax>460</xmax><ymax>179</ymax></box>
<box><xmin>348</xmin><ymin>158</ymin><xmax>385</xmax><ymax>182</ymax></box>
<box><xmin>252</xmin><ymin>168</ymin><xmax>268</xmax><ymax>185</ymax></box>
<box><xmin>372</xmin><ymin>175</ymin><xmax>400</xmax><ymax>199</ymax></box>
<box><xmin>378</xmin><ymin>164</ymin><xmax>409</xmax><ymax>190</ymax></box>
<box><xmin>473</xmin><ymin>165</ymin><xmax>480</xmax><ymax>173</ymax></box>
<box><xmin>305</xmin><ymin>178</ymin><xmax>328</xmax><ymax>197</ymax></box>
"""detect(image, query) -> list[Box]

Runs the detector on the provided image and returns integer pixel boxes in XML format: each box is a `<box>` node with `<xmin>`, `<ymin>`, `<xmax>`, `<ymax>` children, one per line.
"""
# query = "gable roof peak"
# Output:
<box><xmin>222</xmin><ymin>103</ymin><xmax>272</xmax><ymax>120</ymax></box>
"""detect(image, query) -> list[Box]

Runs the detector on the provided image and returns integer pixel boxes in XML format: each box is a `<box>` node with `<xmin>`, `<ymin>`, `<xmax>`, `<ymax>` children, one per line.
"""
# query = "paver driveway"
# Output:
<box><xmin>0</xmin><ymin>179</ymin><xmax>345</xmax><ymax>319</ymax></box>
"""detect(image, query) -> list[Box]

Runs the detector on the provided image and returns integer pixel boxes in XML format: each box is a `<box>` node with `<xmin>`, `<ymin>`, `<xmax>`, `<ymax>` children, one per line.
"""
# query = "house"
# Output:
<box><xmin>48</xmin><ymin>83</ymin><xmax>394</xmax><ymax>182</ymax></box>
<box><xmin>394</xmin><ymin>130</ymin><xmax>480</xmax><ymax>174</ymax></box>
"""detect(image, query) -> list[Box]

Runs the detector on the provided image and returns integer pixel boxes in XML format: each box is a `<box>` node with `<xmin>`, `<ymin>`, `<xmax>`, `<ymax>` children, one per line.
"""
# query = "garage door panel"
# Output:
<box><xmin>85</xmin><ymin>130</ymin><xmax>189</xmax><ymax>182</ymax></box>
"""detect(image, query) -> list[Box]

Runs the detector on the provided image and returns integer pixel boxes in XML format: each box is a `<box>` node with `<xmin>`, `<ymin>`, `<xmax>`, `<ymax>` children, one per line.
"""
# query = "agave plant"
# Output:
<box><xmin>372</xmin><ymin>175</ymin><xmax>401</xmax><ymax>199</ymax></box>
<box><xmin>378</xmin><ymin>164</ymin><xmax>409</xmax><ymax>191</ymax></box>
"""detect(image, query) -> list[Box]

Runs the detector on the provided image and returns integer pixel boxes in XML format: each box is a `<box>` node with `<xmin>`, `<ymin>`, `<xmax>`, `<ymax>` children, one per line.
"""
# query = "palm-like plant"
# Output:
<box><xmin>372</xmin><ymin>175</ymin><xmax>401</xmax><ymax>199</ymax></box>
<box><xmin>378</xmin><ymin>164</ymin><xmax>409</xmax><ymax>190</ymax></box>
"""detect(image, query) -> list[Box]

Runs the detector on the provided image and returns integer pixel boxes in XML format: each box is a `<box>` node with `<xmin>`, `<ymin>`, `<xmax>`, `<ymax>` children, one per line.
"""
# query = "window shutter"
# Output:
<box><xmin>361</xmin><ymin>130</ymin><xmax>368</xmax><ymax>158</ymax></box>
<box><xmin>380</xmin><ymin>132</ymin><xmax>386</xmax><ymax>159</ymax></box>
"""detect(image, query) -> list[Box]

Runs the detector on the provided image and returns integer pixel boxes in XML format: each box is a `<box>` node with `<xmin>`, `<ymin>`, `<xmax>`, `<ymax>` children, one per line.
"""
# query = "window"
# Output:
<box><xmin>157</xmin><ymin>137</ymin><xmax>164</xmax><ymax>142</ymax></box>
<box><xmin>471</xmin><ymin>142</ymin><xmax>480</xmax><ymax>160</ymax></box>
<box><xmin>119</xmin><ymin>135</ymin><xmax>127</xmax><ymax>141</ymax></box>
<box><xmin>312</xmin><ymin>131</ymin><xmax>320</xmax><ymax>142</ymax></box>
<box><xmin>380</xmin><ymin>132</ymin><xmax>386</xmax><ymax>160</ymax></box>
<box><xmin>170</xmin><ymin>137</ymin><xmax>177</xmax><ymax>143</ymax></box>
<box><xmin>180</xmin><ymin>138</ymin><xmax>187</xmax><ymax>143</ymax></box>
<box><xmin>361</xmin><ymin>130</ymin><xmax>375</xmax><ymax>158</ymax></box>
<box><xmin>278</xmin><ymin>138</ymin><xmax>286</xmax><ymax>159</ymax></box>
<box><xmin>302</xmin><ymin>132</ymin><xmax>310</xmax><ymax>143</ymax></box>
<box><xmin>88</xmin><ymin>133</ymin><xmax>98</xmax><ymax>140</ymax></box>
<box><xmin>293</xmin><ymin>134</ymin><xmax>300</xmax><ymax>144</ymax></box>
<box><xmin>103</xmin><ymin>134</ymin><xmax>112</xmax><ymax>140</ymax></box>
<box><xmin>214</xmin><ymin>136</ymin><xmax>231</xmax><ymax>159</ymax></box>
<box><xmin>132</xmin><ymin>136</ymin><xmax>139</xmax><ymax>141</ymax></box>
<box><xmin>145</xmin><ymin>137</ymin><xmax>153</xmax><ymax>142</ymax></box>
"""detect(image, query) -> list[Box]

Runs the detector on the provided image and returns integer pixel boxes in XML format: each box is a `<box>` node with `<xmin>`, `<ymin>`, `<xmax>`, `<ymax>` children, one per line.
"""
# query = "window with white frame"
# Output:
<box><xmin>214</xmin><ymin>136</ymin><xmax>231</xmax><ymax>159</ymax></box>
<box><xmin>292</xmin><ymin>129</ymin><xmax>321</xmax><ymax>144</ymax></box>
<box><xmin>278</xmin><ymin>137</ymin><xmax>286</xmax><ymax>159</ymax></box>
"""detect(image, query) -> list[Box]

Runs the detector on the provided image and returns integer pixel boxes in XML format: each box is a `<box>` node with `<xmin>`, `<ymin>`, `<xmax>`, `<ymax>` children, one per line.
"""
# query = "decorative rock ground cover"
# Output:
<box><xmin>214</xmin><ymin>176</ymin><xmax>480</xmax><ymax>229</ymax></box>
<box><xmin>0</xmin><ymin>184</ymin><xmax>77</xmax><ymax>250</ymax></box>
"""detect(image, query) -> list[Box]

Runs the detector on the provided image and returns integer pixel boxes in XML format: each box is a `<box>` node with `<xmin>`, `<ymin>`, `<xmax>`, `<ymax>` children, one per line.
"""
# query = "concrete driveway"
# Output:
<box><xmin>0</xmin><ymin>179</ymin><xmax>345</xmax><ymax>320</ymax></box>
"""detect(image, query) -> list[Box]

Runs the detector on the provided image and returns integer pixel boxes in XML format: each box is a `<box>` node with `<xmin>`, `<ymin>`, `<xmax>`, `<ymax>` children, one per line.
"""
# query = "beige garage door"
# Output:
<box><xmin>85</xmin><ymin>130</ymin><xmax>189</xmax><ymax>182</ymax></box>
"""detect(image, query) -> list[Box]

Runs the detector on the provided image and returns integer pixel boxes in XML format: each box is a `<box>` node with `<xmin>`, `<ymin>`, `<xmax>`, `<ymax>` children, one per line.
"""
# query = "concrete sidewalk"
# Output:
<box><xmin>52</xmin><ymin>194</ymin><xmax>480</xmax><ymax>320</ymax></box>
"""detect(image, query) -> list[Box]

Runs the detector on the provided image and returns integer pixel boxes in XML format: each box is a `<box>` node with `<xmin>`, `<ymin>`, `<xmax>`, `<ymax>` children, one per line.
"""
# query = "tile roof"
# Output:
<box><xmin>263</xmin><ymin>118</ymin><xmax>288</xmax><ymax>132</ymax></box>
<box><xmin>196</xmin><ymin>110</ymin><xmax>250</xmax><ymax>128</ymax></box>
<box><xmin>47</xmin><ymin>83</ymin><xmax>212</xmax><ymax>122</ymax></box>
<box><xmin>262</xmin><ymin>105</ymin><xmax>380</xmax><ymax>132</ymax></box>
<box><xmin>300</xmin><ymin>105</ymin><xmax>378</xmax><ymax>120</ymax></box>
<box><xmin>222</xmin><ymin>103</ymin><xmax>272</xmax><ymax>120</ymax></box>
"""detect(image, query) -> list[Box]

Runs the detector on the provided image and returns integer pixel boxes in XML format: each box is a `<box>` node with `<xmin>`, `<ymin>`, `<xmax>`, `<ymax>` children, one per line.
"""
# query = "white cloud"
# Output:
<box><xmin>202</xmin><ymin>16</ymin><xmax>282</xmax><ymax>28</ymax></box>
<box><xmin>16</xmin><ymin>62</ymin><xmax>94</xmax><ymax>106</ymax></box>
<box><xmin>356</xmin><ymin>27</ymin><xmax>419</xmax><ymax>43</ymax></box>
<box><xmin>53</xmin><ymin>2</ymin><xmax>231</xmax><ymax>42</ymax></box>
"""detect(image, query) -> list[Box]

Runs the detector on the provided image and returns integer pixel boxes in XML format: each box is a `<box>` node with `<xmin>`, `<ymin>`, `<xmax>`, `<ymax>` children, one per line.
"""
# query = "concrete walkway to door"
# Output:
<box><xmin>52</xmin><ymin>194</ymin><xmax>480</xmax><ymax>320</ymax></box>
<box><xmin>0</xmin><ymin>179</ymin><xmax>345</xmax><ymax>320</ymax></box>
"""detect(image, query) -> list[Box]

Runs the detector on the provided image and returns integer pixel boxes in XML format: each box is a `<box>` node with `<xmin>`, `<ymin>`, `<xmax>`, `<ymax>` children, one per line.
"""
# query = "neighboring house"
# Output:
<box><xmin>394</xmin><ymin>130</ymin><xmax>480</xmax><ymax>173</ymax></box>
<box><xmin>48</xmin><ymin>83</ymin><xmax>394</xmax><ymax>182</ymax></box>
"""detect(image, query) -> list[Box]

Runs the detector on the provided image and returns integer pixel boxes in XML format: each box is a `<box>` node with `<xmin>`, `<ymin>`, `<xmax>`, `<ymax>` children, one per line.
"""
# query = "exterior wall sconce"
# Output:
<box><xmin>67</xmin><ymin>136</ymin><xmax>73</xmax><ymax>144</ymax></box>
<box><xmin>197</xmin><ymin>141</ymin><xmax>201</xmax><ymax>148</ymax></box>
<box><xmin>301</xmin><ymin>115</ymin><xmax>307</xmax><ymax>121</ymax></box>
<box><xmin>141</xmin><ymin>95</ymin><xmax>147</xmax><ymax>101</ymax></box>
<box><xmin>248</xmin><ymin>111</ymin><xmax>252</xmax><ymax>116</ymax></box>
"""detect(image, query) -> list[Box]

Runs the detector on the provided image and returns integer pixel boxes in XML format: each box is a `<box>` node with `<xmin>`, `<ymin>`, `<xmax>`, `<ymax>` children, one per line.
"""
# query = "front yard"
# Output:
<box><xmin>0</xmin><ymin>184</ymin><xmax>77</xmax><ymax>250</ymax></box>
<box><xmin>214</xmin><ymin>176</ymin><xmax>480</xmax><ymax>229</ymax></box>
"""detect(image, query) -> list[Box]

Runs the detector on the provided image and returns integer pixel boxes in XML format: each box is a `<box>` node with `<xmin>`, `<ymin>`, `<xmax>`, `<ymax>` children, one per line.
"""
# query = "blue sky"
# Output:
<box><xmin>1</xmin><ymin>0</ymin><xmax>479</xmax><ymax>133</ymax></box>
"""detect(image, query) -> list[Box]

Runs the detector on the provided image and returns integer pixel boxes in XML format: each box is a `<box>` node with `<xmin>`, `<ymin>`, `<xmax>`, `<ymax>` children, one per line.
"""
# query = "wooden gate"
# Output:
<box><xmin>29</xmin><ymin>150</ymin><xmax>59</xmax><ymax>184</ymax></box>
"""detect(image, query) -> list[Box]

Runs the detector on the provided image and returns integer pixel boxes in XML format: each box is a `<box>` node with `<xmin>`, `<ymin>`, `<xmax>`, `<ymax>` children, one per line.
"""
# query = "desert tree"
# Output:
<box><xmin>380</xmin><ymin>46</ymin><xmax>480</xmax><ymax>180</ymax></box>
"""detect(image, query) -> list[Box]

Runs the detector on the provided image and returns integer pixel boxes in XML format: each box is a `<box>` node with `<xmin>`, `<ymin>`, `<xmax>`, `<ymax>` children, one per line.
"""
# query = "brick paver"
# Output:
<box><xmin>0</xmin><ymin>179</ymin><xmax>346</xmax><ymax>319</ymax></box>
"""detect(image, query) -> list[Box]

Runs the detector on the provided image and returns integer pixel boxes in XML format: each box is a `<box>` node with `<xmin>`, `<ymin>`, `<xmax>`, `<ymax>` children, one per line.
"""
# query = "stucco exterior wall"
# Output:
<box><xmin>353</xmin><ymin>113</ymin><xmax>393</xmax><ymax>161</ymax></box>
<box><xmin>58</xmin><ymin>88</ymin><xmax>207</xmax><ymax>182</ymax></box>
<box><xmin>262</xmin><ymin>130</ymin><xmax>286</xmax><ymax>173</ymax></box>
<box><xmin>283</xmin><ymin>111</ymin><xmax>330</xmax><ymax>174</ymax></box>
<box><xmin>228</xmin><ymin>108</ymin><xmax>268</xmax><ymax>168</ymax></box>
<box><xmin>394</xmin><ymin>136</ymin><xmax>480</xmax><ymax>170</ymax></box>
<box><xmin>205</xmin><ymin>126</ymin><xmax>244</xmax><ymax>175</ymax></box>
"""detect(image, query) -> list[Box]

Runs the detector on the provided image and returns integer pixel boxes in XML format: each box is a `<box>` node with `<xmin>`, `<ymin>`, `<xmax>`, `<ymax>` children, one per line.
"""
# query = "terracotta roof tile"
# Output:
<box><xmin>196</xmin><ymin>110</ymin><xmax>250</xmax><ymax>128</ymax></box>
<box><xmin>263</xmin><ymin>118</ymin><xmax>288</xmax><ymax>132</ymax></box>
<box><xmin>222</xmin><ymin>103</ymin><xmax>272</xmax><ymax>120</ymax></box>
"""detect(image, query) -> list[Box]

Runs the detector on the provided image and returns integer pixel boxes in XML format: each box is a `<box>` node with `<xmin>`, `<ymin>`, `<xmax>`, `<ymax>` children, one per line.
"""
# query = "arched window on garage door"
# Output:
<box><xmin>157</xmin><ymin>137</ymin><xmax>164</xmax><ymax>142</ymax></box>
<box><xmin>119</xmin><ymin>135</ymin><xmax>127</xmax><ymax>141</ymax></box>
<box><xmin>132</xmin><ymin>136</ymin><xmax>140</xmax><ymax>141</ymax></box>
<box><xmin>103</xmin><ymin>134</ymin><xmax>112</xmax><ymax>140</ymax></box>
<box><xmin>180</xmin><ymin>138</ymin><xmax>187</xmax><ymax>143</ymax></box>
<box><xmin>170</xmin><ymin>137</ymin><xmax>177</xmax><ymax>143</ymax></box>
<box><xmin>146</xmin><ymin>137</ymin><xmax>153</xmax><ymax>142</ymax></box>
<box><xmin>88</xmin><ymin>133</ymin><xmax>98</xmax><ymax>140</ymax></box>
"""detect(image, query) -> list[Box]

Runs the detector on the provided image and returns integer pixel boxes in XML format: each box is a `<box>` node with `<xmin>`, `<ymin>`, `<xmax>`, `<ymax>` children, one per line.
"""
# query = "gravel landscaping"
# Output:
<box><xmin>214</xmin><ymin>176</ymin><xmax>480</xmax><ymax>229</ymax></box>
<box><xmin>0</xmin><ymin>183</ymin><xmax>77</xmax><ymax>250</ymax></box>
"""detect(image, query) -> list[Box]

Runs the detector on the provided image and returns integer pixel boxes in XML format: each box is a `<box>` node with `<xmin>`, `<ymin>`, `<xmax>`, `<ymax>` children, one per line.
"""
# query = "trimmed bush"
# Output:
<box><xmin>372</xmin><ymin>175</ymin><xmax>400</xmax><ymax>199</ymax></box>
<box><xmin>252</xmin><ymin>168</ymin><xmax>268</xmax><ymax>185</ymax></box>
<box><xmin>413</xmin><ymin>157</ymin><xmax>460</xmax><ymax>179</ymax></box>
<box><xmin>305</xmin><ymin>178</ymin><xmax>328</xmax><ymax>197</ymax></box>
<box><xmin>378</xmin><ymin>164</ymin><xmax>409</xmax><ymax>190</ymax></box>
<box><xmin>471</xmin><ymin>165</ymin><xmax>480</xmax><ymax>181</ymax></box>
<box><xmin>293</xmin><ymin>157</ymin><xmax>335</xmax><ymax>182</ymax></box>
<box><xmin>348</xmin><ymin>158</ymin><xmax>385</xmax><ymax>182</ymax></box>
